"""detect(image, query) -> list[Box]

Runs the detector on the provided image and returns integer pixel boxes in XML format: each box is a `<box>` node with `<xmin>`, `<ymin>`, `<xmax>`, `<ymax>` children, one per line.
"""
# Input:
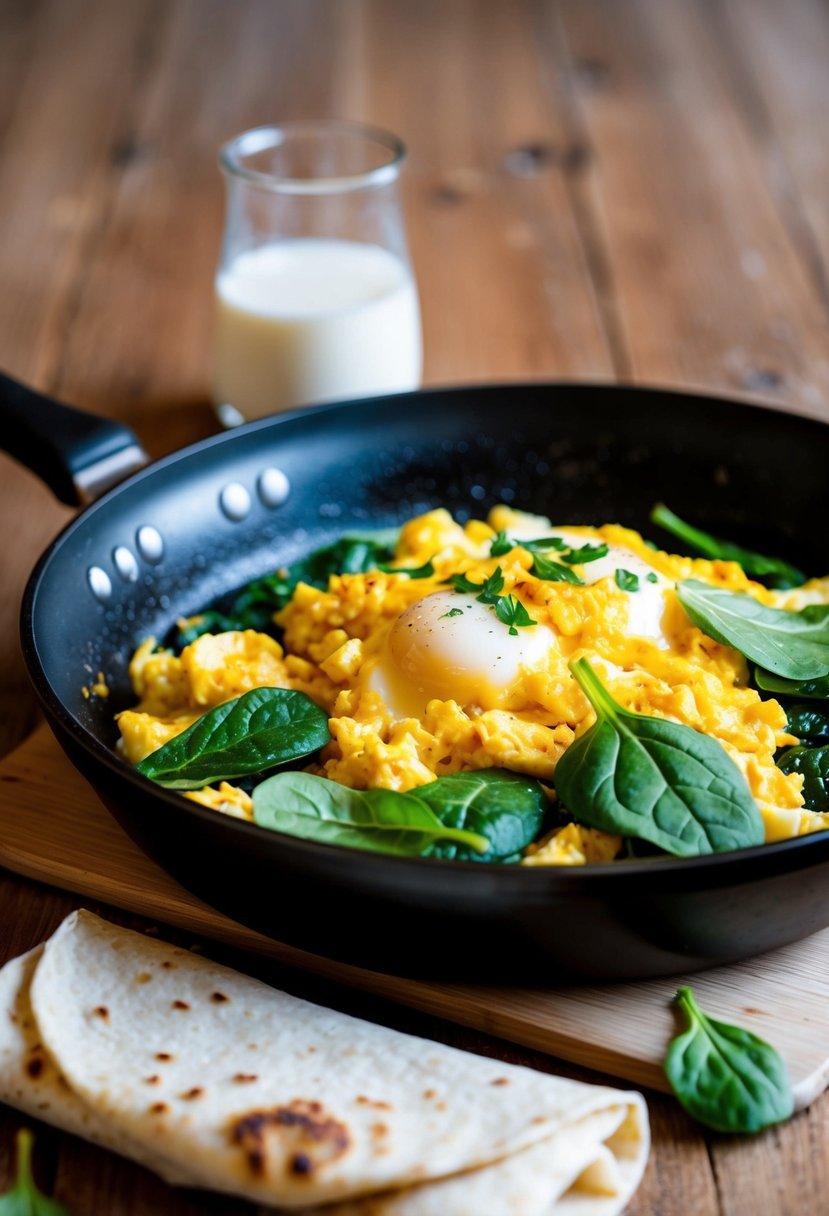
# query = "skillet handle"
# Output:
<box><xmin>0</xmin><ymin>370</ymin><xmax>149</xmax><ymax>506</ymax></box>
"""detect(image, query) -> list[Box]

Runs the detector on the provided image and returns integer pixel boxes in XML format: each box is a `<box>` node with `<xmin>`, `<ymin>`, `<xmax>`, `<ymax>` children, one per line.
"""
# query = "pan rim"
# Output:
<box><xmin>19</xmin><ymin>379</ymin><xmax>829</xmax><ymax>882</ymax></box>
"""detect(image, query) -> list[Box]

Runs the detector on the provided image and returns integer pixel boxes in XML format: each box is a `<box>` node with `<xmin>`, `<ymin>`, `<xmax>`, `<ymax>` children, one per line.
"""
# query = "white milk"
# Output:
<box><xmin>213</xmin><ymin>238</ymin><xmax>422</xmax><ymax>420</ymax></box>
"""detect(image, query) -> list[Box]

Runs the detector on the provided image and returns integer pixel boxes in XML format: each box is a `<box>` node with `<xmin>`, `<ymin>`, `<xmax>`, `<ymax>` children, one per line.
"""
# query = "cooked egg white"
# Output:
<box><xmin>368</xmin><ymin>590</ymin><xmax>558</xmax><ymax>718</ymax></box>
<box><xmin>118</xmin><ymin>504</ymin><xmax>829</xmax><ymax>862</ymax></box>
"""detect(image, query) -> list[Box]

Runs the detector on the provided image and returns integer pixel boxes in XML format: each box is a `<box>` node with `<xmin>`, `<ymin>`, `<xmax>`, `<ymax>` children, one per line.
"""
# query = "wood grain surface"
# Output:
<box><xmin>5</xmin><ymin>726</ymin><xmax>829</xmax><ymax>1111</ymax></box>
<box><xmin>0</xmin><ymin>2</ymin><xmax>828</xmax><ymax>1213</ymax></box>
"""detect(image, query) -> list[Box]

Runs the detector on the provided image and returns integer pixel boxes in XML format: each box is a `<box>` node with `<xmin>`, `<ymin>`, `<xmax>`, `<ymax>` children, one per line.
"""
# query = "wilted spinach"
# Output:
<box><xmin>785</xmin><ymin>704</ymin><xmax>829</xmax><ymax>747</ymax></box>
<box><xmin>650</xmin><ymin>503</ymin><xmax>805</xmax><ymax>589</ymax></box>
<box><xmin>174</xmin><ymin>531</ymin><xmax>398</xmax><ymax>648</ymax></box>
<box><xmin>777</xmin><ymin>745</ymin><xmax>829</xmax><ymax>813</ymax></box>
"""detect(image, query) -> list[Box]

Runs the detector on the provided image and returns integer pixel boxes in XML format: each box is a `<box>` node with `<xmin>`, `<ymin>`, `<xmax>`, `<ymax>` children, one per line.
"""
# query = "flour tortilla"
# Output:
<box><xmin>0</xmin><ymin>911</ymin><xmax>648</xmax><ymax>1213</ymax></box>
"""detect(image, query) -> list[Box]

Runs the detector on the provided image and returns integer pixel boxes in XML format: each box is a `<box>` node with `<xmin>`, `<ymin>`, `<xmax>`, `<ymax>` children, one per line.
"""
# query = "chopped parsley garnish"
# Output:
<box><xmin>531</xmin><ymin>552</ymin><xmax>585</xmax><ymax>584</ymax></box>
<box><xmin>518</xmin><ymin>535</ymin><xmax>569</xmax><ymax>553</ymax></box>
<box><xmin>646</xmin><ymin>571</ymin><xmax>659</xmax><ymax>583</ymax></box>
<box><xmin>449</xmin><ymin>567</ymin><xmax>505</xmax><ymax>604</ymax></box>
<box><xmin>615</xmin><ymin>568</ymin><xmax>641</xmax><ymax>592</ymax></box>
<box><xmin>440</xmin><ymin>607</ymin><xmax>464</xmax><ymax>619</ymax></box>
<box><xmin>489</xmin><ymin>530</ymin><xmax>514</xmax><ymax>557</ymax></box>
<box><xmin>561</xmin><ymin>542</ymin><xmax>609</xmax><ymax>565</ymax></box>
<box><xmin>378</xmin><ymin>559</ymin><xmax>436</xmax><ymax>579</ymax></box>
<box><xmin>495</xmin><ymin>595</ymin><xmax>536</xmax><ymax>636</ymax></box>
<box><xmin>447</xmin><ymin>567</ymin><xmax>536</xmax><ymax>632</ymax></box>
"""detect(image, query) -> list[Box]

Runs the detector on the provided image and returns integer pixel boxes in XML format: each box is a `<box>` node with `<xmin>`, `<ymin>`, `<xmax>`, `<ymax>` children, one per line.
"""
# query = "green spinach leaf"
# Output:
<box><xmin>777</xmin><ymin>744</ymin><xmax>829</xmax><ymax>813</ymax></box>
<box><xmin>174</xmin><ymin>532</ymin><xmax>398</xmax><ymax>648</ymax></box>
<box><xmin>137</xmin><ymin>688</ymin><xmax>330</xmax><ymax>790</ymax></box>
<box><xmin>554</xmin><ymin>658</ymin><xmax>764</xmax><ymax>856</ymax></box>
<box><xmin>252</xmin><ymin>771</ymin><xmax>491</xmax><ymax>857</ymax></box>
<box><xmin>415</xmin><ymin>769</ymin><xmax>547</xmax><ymax>861</ymax></box>
<box><xmin>0</xmin><ymin>1130</ymin><xmax>70</xmax><ymax>1216</ymax></box>
<box><xmin>664</xmin><ymin>986</ymin><xmax>793</xmax><ymax>1133</ymax></box>
<box><xmin>677</xmin><ymin>581</ymin><xmax>829</xmax><ymax>681</ymax></box>
<box><xmin>785</xmin><ymin>704</ymin><xmax>829</xmax><ymax>746</ymax></box>
<box><xmin>650</xmin><ymin>504</ymin><xmax>805</xmax><ymax>589</ymax></box>
<box><xmin>754</xmin><ymin>669</ymin><xmax>829</xmax><ymax>702</ymax></box>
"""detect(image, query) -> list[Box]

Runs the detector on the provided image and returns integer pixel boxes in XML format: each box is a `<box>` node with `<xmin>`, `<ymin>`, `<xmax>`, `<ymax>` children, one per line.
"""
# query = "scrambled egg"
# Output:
<box><xmin>117</xmin><ymin>506</ymin><xmax>829</xmax><ymax>862</ymax></box>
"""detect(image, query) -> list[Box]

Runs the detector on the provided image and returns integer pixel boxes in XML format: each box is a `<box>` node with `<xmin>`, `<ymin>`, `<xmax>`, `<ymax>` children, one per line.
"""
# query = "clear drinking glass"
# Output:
<box><xmin>213</xmin><ymin>120</ymin><xmax>422</xmax><ymax>425</ymax></box>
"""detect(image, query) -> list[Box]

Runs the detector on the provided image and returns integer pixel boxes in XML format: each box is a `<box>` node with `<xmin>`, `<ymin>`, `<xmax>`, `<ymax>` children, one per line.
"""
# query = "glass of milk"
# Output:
<box><xmin>213</xmin><ymin>121</ymin><xmax>422</xmax><ymax>424</ymax></box>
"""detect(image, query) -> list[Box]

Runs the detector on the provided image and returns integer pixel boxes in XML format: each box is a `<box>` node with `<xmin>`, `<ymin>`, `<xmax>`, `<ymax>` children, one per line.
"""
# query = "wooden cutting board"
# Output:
<box><xmin>2</xmin><ymin>726</ymin><xmax>828</xmax><ymax>1110</ymax></box>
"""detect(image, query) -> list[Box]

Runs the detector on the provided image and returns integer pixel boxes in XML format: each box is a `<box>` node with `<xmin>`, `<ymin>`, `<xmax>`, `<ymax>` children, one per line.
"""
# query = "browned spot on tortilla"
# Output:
<box><xmin>144</xmin><ymin>1075</ymin><xmax>161</xmax><ymax>1085</ymax></box>
<box><xmin>93</xmin><ymin>1006</ymin><xmax>109</xmax><ymax>1020</ymax></box>
<box><xmin>172</xmin><ymin>1000</ymin><xmax>190</xmax><ymax>1011</ymax></box>
<box><xmin>37</xmin><ymin>1102</ymin><xmax>50</xmax><ymax>1111</ymax></box>
<box><xmin>155</xmin><ymin>1052</ymin><xmax>174</xmax><ymax>1062</ymax></box>
<box><xmin>307</xmin><ymin>1046</ymin><xmax>317</xmax><ymax>1053</ymax></box>
<box><xmin>150</xmin><ymin>1102</ymin><xmax>169</xmax><ymax>1115</ymax></box>
<box><xmin>436</xmin><ymin>1101</ymin><xmax>447</xmax><ymax>1111</ymax></box>
<box><xmin>357</xmin><ymin>1096</ymin><xmax>392</xmax><ymax>1110</ymax></box>
<box><xmin>8</xmin><ymin>1012</ymin><xmax>18</xmax><ymax>1025</ymax></box>
<box><xmin>161</xmin><ymin>961</ymin><xmax>177</xmax><ymax>970</ymax></box>
<box><xmin>135</xmin><ymin>972</ymin><xmax>152</xmax><ymax>984</ymax></box>
<box><xmin>234</xmin><ymin>1073</ymin><xmax>258</xmax><ymax>1083</ymax></box>
<box><xmin>371</xmin><ymin>1122</ymin><xmax>388</xmax><ymax>1139</ymax></box>
<box><xmin>210</xmin><ymin>991</ymin><xmax>230</xmax><ymax>1003</ymax></box>
<box><xmin>25</xmin><ymin>1056</ymin><xmax>44</xmax><ymax>1079</ymax></box>
<box><xmin>742</xmin><ymin>1007</ymin><xmax>764</xmax><ymax>1015</ymax></box>
<box><xmin>181</xmin><ymin>1087</ymin><xmax>204</xmax><ymax>1100</ymax></box>
<box><xmin>532</xmin><ymin>1115</ymin><xmax>549</xmax><ymax>1124</ymax></box>
<box><xmin>230</xmin><ymin>1100</ymin><xmax>350</xmax><ymax>1179</ymax></box>
<box><xmin>422</xmin><ymin>1089</ymin><xmax>436</xmax><ymax>1100</ymax></box>
<box><xmin>490</xmin><ymin>1077</ymin><xmax>510</xmax><ymax>1086</ymax></box>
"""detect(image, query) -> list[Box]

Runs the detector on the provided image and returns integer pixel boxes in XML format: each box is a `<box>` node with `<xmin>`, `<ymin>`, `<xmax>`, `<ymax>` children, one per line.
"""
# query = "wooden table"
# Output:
<box><xmin>1</xmin><ymin>1</ymin><xmax>828</xmax><ymax>1211</ymax></box>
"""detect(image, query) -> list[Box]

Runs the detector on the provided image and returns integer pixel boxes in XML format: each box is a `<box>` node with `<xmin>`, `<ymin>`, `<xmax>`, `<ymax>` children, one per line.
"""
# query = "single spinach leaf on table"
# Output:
<box><xmin>650</xmin><ymin>503</ymin><xmax>805</xmax><ymax>589</ymax></box>
<box><xmin>0</xmin><ymin>1130</ymin><xmax>71</xmax><ymax>1216</ymax></box>
<box><xmin>252</xmin><ymin>771</ymin><xmax>491</xmax><ymax>857</ymax></box>
<box><xmin>777</xmin><ymin>745</ymin><xmax>829</xmax><ymax>813</ymax></box>
<box><xmin>137</xmin><ymin>687</ymin><xmax>330</xmax><ymax>790</ymax></box>
<box><xmin>784</xmin><ymin>704</ymin><xmax>829</xmax><ymax>747</ymax></box>
<box><xmin>415</xmin><ymin>769</ymin><xmax>548</xmax><ymax>861</ymax></box>
<box><xmin>664</xmin><ymin>986</ymin><xmax>793</xmax><ymax>1133</ymax></box>
<box><xmin>754</xmin><ymin>668</ymin><xmax>829</xmax><ymax>702</ymax></box>
<box><xmin>677</xmin><ymin>580</ymin><xmax>829</xmax><ymax>681</ymax></box>
<box><xmin>553</xmin><ymin>657</ymin><xmax>764</xmax><ymax>856</ymax></box>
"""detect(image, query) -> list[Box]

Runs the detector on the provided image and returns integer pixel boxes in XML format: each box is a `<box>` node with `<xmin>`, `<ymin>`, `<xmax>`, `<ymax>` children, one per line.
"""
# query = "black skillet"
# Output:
<box><xmin>5</xmin><ymin>372</ymin><xmax>829</xmax><ymax>981</ymax></box>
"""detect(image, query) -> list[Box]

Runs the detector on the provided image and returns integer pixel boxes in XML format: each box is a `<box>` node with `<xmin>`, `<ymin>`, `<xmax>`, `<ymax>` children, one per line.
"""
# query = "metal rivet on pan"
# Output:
<box><xmin>88</xmin><ymin>566</ymin><xmax>112</xmax><ymax>601</ymax></box>
<box><xmin>112</xmin><ymin>546</ymin><xmax>139</xmax><ymax>582</ymax></box>
<box><xmin>219</xmin><ymin>482</ymin><xmax>251</xmax><ymax>521</ymax></box>
<box><xmin>257</xmin><ymin>467</ymin><xmax>291</xmax><ymax>508</ymax></box>
<box><xmin>136</xmin><ymin>525</ymin><xmax>164</xmax><ymax>564</ymax></box>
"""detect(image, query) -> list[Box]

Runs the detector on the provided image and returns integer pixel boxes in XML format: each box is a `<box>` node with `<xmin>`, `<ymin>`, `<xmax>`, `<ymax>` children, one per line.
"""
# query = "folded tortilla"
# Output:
<box><xmin>0</xmin><ymin>911</ymin><xmax>648</xmax><ymax>1213</ymax></box>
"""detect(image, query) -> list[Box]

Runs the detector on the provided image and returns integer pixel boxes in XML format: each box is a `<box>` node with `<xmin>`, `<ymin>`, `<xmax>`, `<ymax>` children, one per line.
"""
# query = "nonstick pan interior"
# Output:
<box><xmin>20</xmin><ymin>383</ymin><xmax>829</xmax><ymax>979</ymax></box>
